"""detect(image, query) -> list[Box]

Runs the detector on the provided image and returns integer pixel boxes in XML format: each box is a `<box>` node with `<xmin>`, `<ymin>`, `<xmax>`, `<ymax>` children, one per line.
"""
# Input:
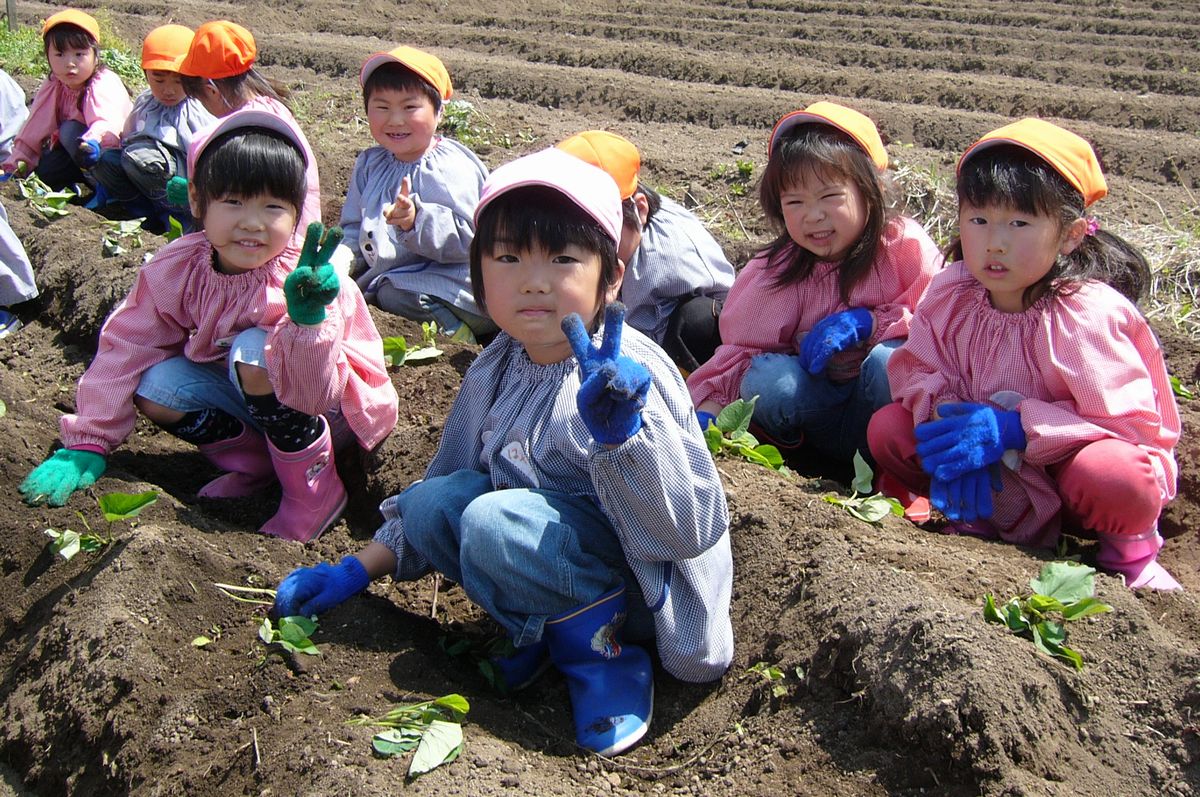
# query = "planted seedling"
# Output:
<box><xmin>349</xmin><ymin>693</ymin><xmax>470</xmax><ymax>777</ymax></box>
<box><xmin>43</xmin><ymin>490</ymin><xmax>159</xmax><ymax>561</ymax></box>
<box><xmin>101</xmin><ymin>218</ymin><xmax>145</xmax><ymax>256</ymax></box>
<box><xmin>823</xmin><ymin>452</ymin><xmax>903</xmax><ymax>524</ymax></box>
<box><xmin>1170</xmin><ymin>375</ymin><xmax>1194</xmax><ymax>400</ymax></box>
<box><xmin>747</xmin><ymin>661</ymin><xmax>788</xmax><ymax>698</ymax></box>
<box><xmin>702</xmin><ymin>397</ymin><xmax>789</xmax><ymax>472</ymax></box>
<box><xmin>438</xmin><ymin>632</ymin><xmax>526</xmax><ymax>693</ymax></box>
<box><xmin>983</xmin><ymin>561</ymin><xmax>1113</xmax><ymax>670</ymax></box>
<box><xmin>382</xmin><ymin>321</ymin><xmax>445</xmax><ymax>367</ymax></box>
<box><xmin>258</xmin><ymin>615</ymin><xmax>321</xmax><ymax>656</ymax></box>
<box><xmin>15</xmin><ymin>173</ymin><xmax>76</xmax><ymax>218</ymax></box>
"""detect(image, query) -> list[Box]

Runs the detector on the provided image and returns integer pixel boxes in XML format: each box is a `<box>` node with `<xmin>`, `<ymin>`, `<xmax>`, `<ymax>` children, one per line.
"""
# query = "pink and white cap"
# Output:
<box><xmin>474</xmin><ymin>148</ymin><xmax>622</xmax><ymax>244</ymax></box>
<box><xmin>187</xmin><ymin>109</ymin><xmax>310</xmax><ymax>177</ymax></box>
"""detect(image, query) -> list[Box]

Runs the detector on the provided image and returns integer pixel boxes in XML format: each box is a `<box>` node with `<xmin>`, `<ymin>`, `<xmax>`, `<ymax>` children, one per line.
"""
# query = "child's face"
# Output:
<box><xmin>481</xmin><ymin>242</ymin><xmax>620</xmax><ymax>364</ymax></box>
<box><xmin>190</xmin><ymin>187</ymin><xmax>298</xmax><ymax>275</ymax></box>
<box><xmin>366</xmin><ymin>87</ymin><xmax>440</xmax><ymax>162</ymax></box>
<box><xmin>780</xmin><ymin>168</ymin><xmax>868</xmax><ymax>263</ymax></box>
<box><xmin>958</xmin><ymin>201</ymin><xmax>1085</xmax><ymax>313</ymax></box>
<box><xmin>146</xmin><ymin>69</ymin><xmax>185</xmax><ymax>106</ymax></box>
<box><xmin>48</xmin><ymin>44</ymin><xmax>96</xmax><ymax>91</ymax></box>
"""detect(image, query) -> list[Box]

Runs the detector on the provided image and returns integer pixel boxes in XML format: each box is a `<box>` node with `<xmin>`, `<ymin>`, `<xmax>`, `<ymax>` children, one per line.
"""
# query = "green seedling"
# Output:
<box><xmin>349</xmin><ymin>694</ymin><xmax>469</xmax><ymax>777</ymax></box>
<box><xmin>823</xmin><ymin>452</ymin><xmax>903</xmax><ymax>524</ymax></box>
<box><xmin>702</xmin><ymin>397</ymin><xmax>788</xmax><ymax>472</ymax></box>
<box><xmin>215</xmin><ymin>583</ymin><xmax>277</xmax><ymax>606</ymax></box>
<box><xmin>192</xmin><ymin>624</ymin><xmax>223</xmax><ymax>648</ymax></box>
<box><xmin>43</xmin><ymin>490</ymin><xmax>158</xmax><ymax>561</ymax></box>
<box><xmin>983</xmin><ymin>561</ymin><xmax>1113</xmax><ymax>670</ymax></box>
<box><xmin>438</xmin><ymin>633</ymin><xmax>524</xmax><ymax>693</ymax></box>
<box><xmin>165</xmin><ymin>215</ymin><xmax>184</xmax><ymax>242</ymax></box>
<box><xmin>15</xmin><ymin>173</ymin><xmax>76</xmax><ymax>218</ymax></box>
<box><xmin>1170</xmin><ymin>375</ymin><xmax>1194</xmax><ymax>400</ymax></box>
<box><xmin>747</xmin><ymin>661</ymin><xmax>788</xmax><ymax>698</ymax></box>
<box><xmin>258</xmin><ymin>615</ymin><xmax>320</xmax><ymax>656</ymax></box>
<box><xmin>101</xmin><ymin>218</ymin><xmax>144</xmax><ymax>257</ymax></box>
<box><xmin>382</xmin><ymin>321</ymin><xmax>445</xmax><ymax>366</ymax></box>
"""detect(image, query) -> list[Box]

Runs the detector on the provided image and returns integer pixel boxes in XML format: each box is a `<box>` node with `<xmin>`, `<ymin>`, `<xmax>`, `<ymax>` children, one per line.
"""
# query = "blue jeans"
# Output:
<box><xmin>740</xmin><ymin>338</ymin><xmax>901</xmax><ymax>463</ymax></box>
<box><xmin>398</xmin><ymin>469</ymin><xmax>652</xmax><ymax>647</ymax></box>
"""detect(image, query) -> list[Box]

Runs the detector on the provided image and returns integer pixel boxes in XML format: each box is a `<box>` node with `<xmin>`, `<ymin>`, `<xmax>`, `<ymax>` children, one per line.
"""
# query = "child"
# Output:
<box><xmin>0</xmin><ymin>68</ymin><xmax>29</xmax><ymax>162</ymax></box>
<box><xmin>18</xmin><ymin>109</ymin><xmax>399</xmax><ymax>544</ymax></box>
<box><xmin>557</xmin><ymin>130</ymin><xmax>735</xmax><ymax>372</ymax></box>
<box><xmin>1</xmin><ymin>9</ymin><xmax>132</xmax><ymax>189</ymax></box>
<box><xmin>869</xmin><ymin>118</ymin><xmax>1182</xmax><ymax>591</ymax></box>
<box><xmin>272</xmin><ymin>148</ymin><xmax>734</xmax><ymax>756</ymax></box>
<box><xmin>686</xmin><ymin>102</ymin><xmax>941</xmax><ymax>465</ymax></box>
<box><xmin>334</xmin><ymin>46</ymin><xmax>492</xmax><ymax>339</ymax></box>
<box><xmin>177</xmin><ymin>20</ymin><xmax>321</xmax><ymax>230</ymax></box>
<box><xmin>92</xmin><ymin>24</ymin><xmax>216</xmax><ymax>232</ymax></box>
<box><xmin>0</xmin><ymin>68</ymin><xmax>35</xmax><ymax>337</ymax></box>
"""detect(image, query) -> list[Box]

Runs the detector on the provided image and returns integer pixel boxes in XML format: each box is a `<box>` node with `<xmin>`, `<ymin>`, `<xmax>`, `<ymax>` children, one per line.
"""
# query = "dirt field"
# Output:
<box><xmin>2</xmin><ymin>0</ymin><xmax>1199</xmax><ymax>795</ymax></box>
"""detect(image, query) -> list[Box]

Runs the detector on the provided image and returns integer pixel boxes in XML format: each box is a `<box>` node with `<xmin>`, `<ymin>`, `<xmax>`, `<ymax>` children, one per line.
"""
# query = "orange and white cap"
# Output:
<box><xmin>557</xmin><ymin>131</ymin><xmax>640</xmax><ymax>200</ymax></box>
<box><xmin>178</xmin><ymin>20</ymin><xmax>256</xmax><ymax>79</ymax></box>
<box><xmin>141</xmin><ymin>24</ymin><xmax>194</xmax><ymax>72</ymax></box>
<box><xmin>360</xmin><ymin>46</ymin><xmax>453</xmax><ymax>100</ymax></box>
<box><xmin>42</xmin><ymin>9</ymin><xmax>100</xmax><ymax>41</ymax></box>
<box><xmin>769</xmin><ymin>101</ymin><xmax>888</xmax><ymax>170</ymax></box>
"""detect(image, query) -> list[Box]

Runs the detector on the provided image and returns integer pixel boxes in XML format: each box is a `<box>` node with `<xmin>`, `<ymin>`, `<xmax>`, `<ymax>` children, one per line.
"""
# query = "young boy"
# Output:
<box><xmin>557</xmin><ymin>131</ymin><xmax>736</xmax><ymax>372</ymax></box>
<box><xmin>92</xmin><ymin>24</ymin><xmax>216</xmax><ymax>232</ymax></box>
<box><xmin>333</xmin><ymin>45</ymin><xmax>494</xmax><ymax>340</ymax></box>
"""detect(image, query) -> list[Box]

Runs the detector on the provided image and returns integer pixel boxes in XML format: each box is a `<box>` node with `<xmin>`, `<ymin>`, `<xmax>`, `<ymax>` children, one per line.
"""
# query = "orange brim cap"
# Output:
<box><xmin>142</xmin><ymin>24</ymin><xmax>194</xmax><ymax>71</ymax></box>
<box><xmin>557</xmin><ymin>131</ymin><xmax>640</xmax><ymax>200</ymax></box>
<box><xmin>360</xmin><ymin>46</ymin><xmax>452</xmax><ymax>100</ymax></box>
<box><xmin>41</xmin><ymin>9</ymin><xmax>100</xmax><ymax>42</ymax></box>
<box><xmin>957</xmin><ymin>118</ymin><xmax>1108</xmax><ymax>207</ymax></box>
<box><xmin>769</xmin><ymin>101</ymin><xmax>888</xmax><ymax>170</ymax></box>
<box><xmin>178</xmin><ymin>20</ymin><xmax>256</xmax><ymax>79</ymax></box>
<box><xmin>187</xmin><ymin>108</ymin><xmax>309</xmax><ymax>177</ymax></box>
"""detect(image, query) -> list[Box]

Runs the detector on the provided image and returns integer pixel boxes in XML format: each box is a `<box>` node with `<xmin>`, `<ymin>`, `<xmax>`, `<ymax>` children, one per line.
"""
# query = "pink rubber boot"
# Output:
<box><xmin>259</xmin><ymin>417</ymin><xmax>348</xmax><ymax>543</ymax></box>
<box><xmin>197</xmin><ymin>424</ymin><xmax>276</xmax><ymax>499</ymax></box>
<box><xmin>1096</xmin><ymin>530</ymin><xmax>1182</xmax><ymax>591</ymax></box>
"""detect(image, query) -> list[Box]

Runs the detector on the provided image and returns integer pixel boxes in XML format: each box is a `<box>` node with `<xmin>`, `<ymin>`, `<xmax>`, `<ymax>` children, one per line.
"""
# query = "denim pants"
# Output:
<box><xmin>740</xmin><ymin>338</ymin><xmax>901</xmax><ymax>463</ymax></box>
<box><xmin>93</xmin><ymin>140</ymin><xmax>179</xmax><ymax>204</ymax></box>
<box><xmin>398</xmin><ymin>469</ymin><xmax>651</xmax><ymax>647</ymax></box>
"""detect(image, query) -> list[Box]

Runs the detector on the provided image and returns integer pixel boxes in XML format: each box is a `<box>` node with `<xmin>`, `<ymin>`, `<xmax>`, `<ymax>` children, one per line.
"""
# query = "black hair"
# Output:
<box><xmin>470</xmin><ymin>185</ymin><xmax>620</xmax><ymax>329</ymax></box>
<box><xmin>43</xmin><ymin>23</ymin><xmax>102</xmax><ymax>74</ymax></box>
<box><xmin>949</xmin><ymin>144</ymin><xmax>1148</xmax><ymax>306</ymax></box>
<box><xmin>757</xmin><ymin>123</ymin><xmax>894</xmax><ymax>303</ymax></box>
<box><xmin>621</xmin><ymin>184</ymin><xmax>663</xmax><ymax>231</ymax></box>
<box><xmin>190</xmin><ymin>127</ymin><xmax>306</xmax><ymax>223</ymax></box>
<box><xmin>181</xmin><ymin>68</ymin><xmax>291</xmax><ymax>112</ymax></box>
<box><xmin>362</xmin><ymin>62</ymin><xmax>442</xmax><ymax>113</ymax></box>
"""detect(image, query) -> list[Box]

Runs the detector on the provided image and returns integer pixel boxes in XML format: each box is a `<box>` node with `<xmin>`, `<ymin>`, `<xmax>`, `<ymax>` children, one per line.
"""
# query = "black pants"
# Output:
<box><xmin>662</xmin><ymin>295</ymin><xmax>723</xmax><ymax>374</ymax></box>
<box><xmin>34</xmin><ymin>119</ymin><xmax>89</xmax><ymax>190</ymax></box>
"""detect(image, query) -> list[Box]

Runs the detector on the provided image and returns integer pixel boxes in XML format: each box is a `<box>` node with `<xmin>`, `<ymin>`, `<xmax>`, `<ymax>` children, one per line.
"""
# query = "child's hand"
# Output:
<box><xmin>19</xmin><ymin>449</ymin><xmax>107</xmax><ymax>506</ymax></box>
<box><xmin>798</xmin><ymin>308</ymin><xmax>873</xmax><ymax>375</ymax></box>
<box><xmin>78</xmin><ymin>138</ymin><xmax>101</xmax><ymax>167</ymax></box>
<box><xmin>284</xmin><ymin>222</ymin><xmax>344</xmax><ymax>326</ymax></box>
<box><xmin>273</xmin><ymin>556</ymin><xmax>370</xmax><ymax>618</ymax></box>
<box><xmin>563</xmin><ymin>302</ymin><xmax>652</xmax><ymax>446</ymax></box>
<box><xmin>929</xmin><ymin>466</ymin><xmax>1002</xmax><ymax>522</ymax></box>
<box><xmin>915</xmin><ymin>402</ymin><xmax>1026</xmax><ymax>481</ymax></box>
<box><xmin>382</xmin><ymin>176</ymin><xmax>417</xmax><ymax>231</ymax></box>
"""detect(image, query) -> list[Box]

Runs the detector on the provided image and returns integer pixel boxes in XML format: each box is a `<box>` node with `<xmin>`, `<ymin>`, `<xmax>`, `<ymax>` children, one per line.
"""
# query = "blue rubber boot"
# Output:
<box><xmin>544</xmin><ymin>585</ymin><xmax>653</xmax><ymax>756</ymax></box>
<box><xmin>489</xmin><ymin>638</ymin><xmax>551</xmax><ymax>693</ymax></box>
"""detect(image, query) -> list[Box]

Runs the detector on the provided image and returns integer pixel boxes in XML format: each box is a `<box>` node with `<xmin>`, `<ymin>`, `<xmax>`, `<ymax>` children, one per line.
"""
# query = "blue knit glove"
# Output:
<box><xmin>563</xmin><ymin>303</ymin><xmax>652</xmax><ymax>446</ymax></box>
<box><xmin>78</xmin><ymin>138</ymin><xmax>101</xmax><ymax>167</ymax></box>
<box><xmin>930</xmin><ymin>466</ymin><xmax>1002</xmax><ymax>522</ymax></box>
<box><xmin>273</xmin><ymin>556</ymin><xmax>370</xmax><ymax>618</ymax></box>
<box><xmin>915</xmin><ymin>402</ymin><xmax>1026</xmax><ymax>481</ymax></box>
<box><xmin>19</xmin><ymin>448</ymin><xmax>107</xmax><ymax>506</ymax></box>
<box><xmin>284</xmin><ymin>222</ymin><xmax>344</xmax><ymax>326</ymax></box>
<box><xmin>798</xmin><ymin>308</ymin><xmax>873</xmax><ymax>375</ymax></box>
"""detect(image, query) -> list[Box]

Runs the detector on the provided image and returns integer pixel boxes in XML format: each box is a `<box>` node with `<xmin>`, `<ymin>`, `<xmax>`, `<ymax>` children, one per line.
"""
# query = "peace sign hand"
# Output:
<box><xmin>383</xmin><ymin>176</ymin><xmax>417</xmax><ymax>231</ymax></box>
<box><xmin>284</xmin><ymin>222</ymin><xmax>345</xmax><ymax>326</ymax></box>
<box><xmin>562</xmin><ymin>303</ymin><xmax>652</xmax><ymax>445</ymax></box>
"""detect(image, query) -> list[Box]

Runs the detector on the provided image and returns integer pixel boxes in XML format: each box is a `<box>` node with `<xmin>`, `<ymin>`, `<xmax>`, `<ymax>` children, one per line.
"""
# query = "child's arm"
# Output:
<box><xmin>861</xmin><ymin>217</ymin><xmax>943</xmax><ymax>344</ymax></box>
<box><xmin>383</xmin><ymin>150</ymin><xmax>484</xmax><ymax>265</ymax></box>
<box><xmin>2</xmin><ymin>80</ymin><xmax>57</xmax><ymax>173</ymax></box>
<box><xmin>80</xmin><ymin>69</ymin><xmax>132</xmax><ymax>149</ymax></box>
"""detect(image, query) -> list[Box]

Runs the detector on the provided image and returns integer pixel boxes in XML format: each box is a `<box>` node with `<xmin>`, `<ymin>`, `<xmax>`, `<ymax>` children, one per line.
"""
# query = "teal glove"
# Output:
<box><xmin>165</xmin><ymin>175</ymin><xmax>189</xmax><ymax>207</ymax></box>
<box><xmin>284</xmin><ymin>222</ymin><xmax>344</xmax><ymax>326</ymax></box>
<box><xmin>19</xmin><ymin>449</ymin><xmax>107</xmax><ymax>506</ymax></box>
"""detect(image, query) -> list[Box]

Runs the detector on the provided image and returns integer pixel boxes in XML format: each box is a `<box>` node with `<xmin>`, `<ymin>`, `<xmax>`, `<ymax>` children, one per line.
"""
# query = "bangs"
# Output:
<box><xmin>45</xmin><ymin>24</ymin><xmax>96</xmax><ymax>52</ymax></box>
<box><xmin>192</xmin><ymin>128</ymin><xmax>306</xmax><ymax>216</ymax></box>
<box><xmin>957</xmin><ymin>145</ymin><xmax>1082</xmax><ymax>218</ymax></box>
<box><xmin>364</xmin><ymin>63</ymin><xmax>441</xmax><ymax>111</ymax></box>
<box><xmin>761</xmin><ymin>125</ymin><xmax>867</xmax><ymax>207</ymax></box>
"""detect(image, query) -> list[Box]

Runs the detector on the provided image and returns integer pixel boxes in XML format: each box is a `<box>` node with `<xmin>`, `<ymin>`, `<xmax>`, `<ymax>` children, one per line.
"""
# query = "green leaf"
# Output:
<box><xmin>1002</xmin><ymin>599</ymin><xmax>1029</xmax><ymax>631</ymax></box>
<box><xmin>0</xmin><ymin>398</ymin><xmax>6</xmax><ymax>417</ymax></box>
<box><xmin>1026</xmin><ymin>594</ymin><xmax>1066</xmax><ymax>614</ymax></box>
<box><xmin>703</xmin><ymin>424</ymin><xmax>723</xmax><ymax>454</ymax></box>
<box><xmin>1061</xmin><ymin>597</ymin><xmax>1114</xmax><ymax>621</ymax></box>
<box><xmin>409</xmin><ymin>719</ymin><xmax>463</xmax><ymax>776</ymax></box>
<box><xmin>98</xmin><ymin>490</ymin><xmax>159</xmax><ymax>521</ymax></box>
<box><xmin>1170</xmin><ymin>375</ymin><xmax>1194</xmax><ymax>400</ymax></box>
<box><xmin>728</xmin><ymin>429</ymin><xmax>759</xmax><ymax>447</ymax></box>
<box><xmin>78</xmin><ymin>534</ymin><xmax>106</xmax><ymax>553</ymax></box>
<box><xmin>850</xmin><ymin>451</ymin><xmax>874</xmax><ymax>495</ymax></box>
<box><xmin>280</xmin><ymin>615</ymin><xmax>318</xmax><ymax>637</ymax></box>
<box><xmin>166</xmin><ymin>215</ymin><xmax>184</xmax><ymax>242</ymax></box>
<box><xmin>192</xmin><ymin>636</ymin><xmax>212</xmax><ymax>647</ymax></box>
<box><xmin>258</xmin><ymin>617</ymin><xmax>274</xmax><ymax>645</ymax></box>
<box><xmin>403</xmin><ymin>345</ymin><xmax>443</xmax><ymax>363</ymax></box>
<box><xmin>432</xmin><ymin>693</ymin><xmax>470</xmax><ymax>720</ymax></box>
<box><xmin>382</xmin><ymin>336</ymin><xmax>408</xmax><ymax>366</ymax></box>
<box><xmin>845</xmin><ymin>495</ymin><xmax>895</xmax><ymax>524</ymax></box>
<box><xmin>373</xmin><ymin>728</ymin><xmax>421</xmax><ymax>756</ymax></box>
<box><xmin>45</xmin><ymin>528</ymin><xmax>82</xmax><ymax>560</ymax></box>
<box><xmin>1030</xmin><ymin>561</ymin><xmax>1096</xmax><ymax>603</ymax></box>
<box><xmin>716</xmin><ymin>397</ymin><xmax>755</xmax><ymax>434</ymax></box>
<box><xmin>280</xmin><ymin>636</ymin><xmax>321</xmax><ymax>656</ymax></box>
<box><xmin>754</xmin><ymin>445</ymin><xmax>784</xmax><ymax>469</ymax></box>
<box><xmin>982</xmin><ymin>594</ymin><xmax>1003</xmax><ymax>623</ymax></box>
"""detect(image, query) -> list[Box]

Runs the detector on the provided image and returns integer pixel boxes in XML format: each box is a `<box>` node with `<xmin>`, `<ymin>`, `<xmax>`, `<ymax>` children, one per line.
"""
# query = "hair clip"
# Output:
<box><xmin>1084</xmin><ymin>217</ymin><xmax>1100</xmax><ymax>236</ymax></box>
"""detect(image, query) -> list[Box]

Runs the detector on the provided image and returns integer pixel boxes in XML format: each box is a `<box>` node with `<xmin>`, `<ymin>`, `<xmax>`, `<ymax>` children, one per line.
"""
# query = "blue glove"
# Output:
<box><xmin>930</xmin><ymin>466</ymin><xmax>1002</xmax><ymax>522</ymax></box>
<box><xmin>273</xmin><ymin>556</ymin><xmax>370</xmax><ymax>618</ymax></box>
<box><xmin>19</xmin><ymin>448</ymin><xmax>107</xmax><ymax>506</ymax></box>
<box><xmin>78</xmin><ymin>138</ymin><xmax>101</xmax><ymax>167</ymax></box>
<box><xmin>562</xmin><ymin>302</ymin><xmax>652</xmax><ymax>446</ymax></box>
<box><xmin>914</xmin><ymin>402</ymin><xmax>1026</xmax><ymax>481</ymax></box>
<box><xmin>284</xmin><ymin>222</ymin><xmax>344</xmax><ymax>325</ymax></box>
<box><xmin>798</xmin><ymin>308</ymin><xmax>873</xmax><ymax>375</ymax></box>
<box><xmin>696</xmin><ymin>410</ymin><xmax>717</xmax><ymax>433</ymax></box>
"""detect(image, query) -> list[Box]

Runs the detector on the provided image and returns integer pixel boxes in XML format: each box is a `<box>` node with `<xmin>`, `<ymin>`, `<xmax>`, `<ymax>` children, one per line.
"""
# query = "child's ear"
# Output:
<box><xmin>187</xmin><ymin>182</ymin><xmax>202</xmax><ymax>221</ymax></box>
<box><xmin>633</xmin><ymin>192</ymin><xmax>650</xmax><ymax>229</ymax></box>
<box><xmin>1060</xmin><ymin>217</ymin><xmax>1089</xmax><ymax>255</ymax></box>
<box><xmin>606</xmin><ymin>259</ymin><xmax>626</xmax><ymax>304</ymax></box>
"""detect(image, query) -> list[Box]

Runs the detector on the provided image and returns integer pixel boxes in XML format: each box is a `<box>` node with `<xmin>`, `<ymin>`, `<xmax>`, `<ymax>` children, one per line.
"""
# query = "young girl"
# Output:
<box><xmin>869</xmin><ymin>119</ymin><xmax>1181</xmax><ymax>591</ymax></box>
<box><xmin>19</xmin><ymin>109</ymin><xmax>399</xmax><ymax>544</ymax></box>
<box><xmin>1</xmin><ymin>9</ymin><xmax>132</xmax><ymax>189</ymax></box>
<box><xmin>177</xmin><ymin>20</ymin><xmax>321</xmax><ymax>230</ymax></box>
<box><xmin>272</xmin><ymin>148</ymin><xmax>734</xmax><ymax>756</ymax></box>
<box><xmin>687</xmin><ymin>102</ymin><xmax>941</xmax><ymax>465</ymax></box>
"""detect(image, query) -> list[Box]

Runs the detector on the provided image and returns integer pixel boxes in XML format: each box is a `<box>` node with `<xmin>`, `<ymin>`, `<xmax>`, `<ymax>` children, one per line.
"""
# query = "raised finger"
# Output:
<box><xmin>316</xmin><ymin>225</ymin><xmax>345</xmax><ymax>264</ymax></box>
<box><xmin>398</xmin><ymin>176</ymin><xmax>411</xmax><ymax>201</ymax></box>
<box><xmin>300</xmin><ymin>222</ymin><xmax>324</xmax><ymax>266</ymax></box>
<box><xmin>597</xmin><ymin>302</ymin><xmax>626</xmax><ymax>360</ymax></box>
<box><xmin>560</xmin><ymin>312</ymin><xmax>594</xmax><ymax>363</ymax></box>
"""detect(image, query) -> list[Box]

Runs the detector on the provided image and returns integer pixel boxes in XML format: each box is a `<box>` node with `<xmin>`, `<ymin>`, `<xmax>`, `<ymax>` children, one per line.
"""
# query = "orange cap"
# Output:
<box><xmin>769</xmin><ymin>101</ymin><xmax>888</xmax><ymax>170</ymax></box>
<box><xmin>557</xmin><ymin>131</ymin><xmax>640</xmax><ymax>200</ymax></box>
<box><xmin>141</xmin><ymin>24</ymin><xmax>194</xmax><ymax>71</ymax></box>
<box><xmin>957</xmin><ymin>118</ymin><xmax>1108</xmax><ymax>208</ymax></box>
<box><xmin>360</xmin><ymin>46</ymin><xmax>452</xmax><ymax>100</ymax></box>
<box><xmin>178</xmin><ymin>20</ymin><xmax>255</xmax><ymax>79</ymax></box>
<box><xmin>41</xmin><ymin>9</ymin><xmax>99</xmax><ymax>42</ymax></box>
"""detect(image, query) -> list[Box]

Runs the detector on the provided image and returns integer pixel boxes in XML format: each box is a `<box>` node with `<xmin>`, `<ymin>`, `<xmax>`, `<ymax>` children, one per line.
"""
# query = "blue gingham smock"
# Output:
<box><xmin>375</xmin><ymin>324</ymin><xmax>734</xmax><ymax>683</ymax></box>
<box><xmin>339</xmin><ymin>138</ymin><xmax>487</xmax><ymax>316</ymax></box>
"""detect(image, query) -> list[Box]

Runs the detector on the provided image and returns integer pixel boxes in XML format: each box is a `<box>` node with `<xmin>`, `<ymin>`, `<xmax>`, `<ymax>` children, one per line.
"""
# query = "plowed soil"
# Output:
<box><xmin>2</xmin><ymin>1</ymin><xmax>1199</xmax><ymax>795</ymax></box>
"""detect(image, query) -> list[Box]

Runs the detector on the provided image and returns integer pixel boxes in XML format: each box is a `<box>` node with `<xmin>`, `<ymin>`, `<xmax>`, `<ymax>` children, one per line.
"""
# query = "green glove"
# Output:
<box><xmin>19</xmin><ymin>449</ymin><xmax>107</xmax><ymax>507</ymax></box>
<box><xmin>165</xmin><ymin>175</ymin><xmax>189</xmax><ymax>207</ymax></box>
<box><xmin>284</xmin><ymin>222</ymin><xmax>344</xmax><ymax>326</ymax></box>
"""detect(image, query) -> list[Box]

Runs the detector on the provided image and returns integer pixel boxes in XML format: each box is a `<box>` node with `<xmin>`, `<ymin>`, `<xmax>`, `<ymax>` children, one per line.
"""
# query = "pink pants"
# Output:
<box><xmin>867</xmin><ymin>403</ymin><xmax>1162</xmax><ymax>538</ymax></box>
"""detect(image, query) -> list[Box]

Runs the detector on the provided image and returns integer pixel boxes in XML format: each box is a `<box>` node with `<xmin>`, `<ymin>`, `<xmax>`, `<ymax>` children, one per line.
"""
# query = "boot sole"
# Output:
<box><xmin>261</xmin><ymin>489</ymin><xmax>348</xmax><ymax>544</ymax></box>
<box><xmin>592</xmin><ymin>689</ymin><xmax>654</xmax><ymax>757</ymax></box>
